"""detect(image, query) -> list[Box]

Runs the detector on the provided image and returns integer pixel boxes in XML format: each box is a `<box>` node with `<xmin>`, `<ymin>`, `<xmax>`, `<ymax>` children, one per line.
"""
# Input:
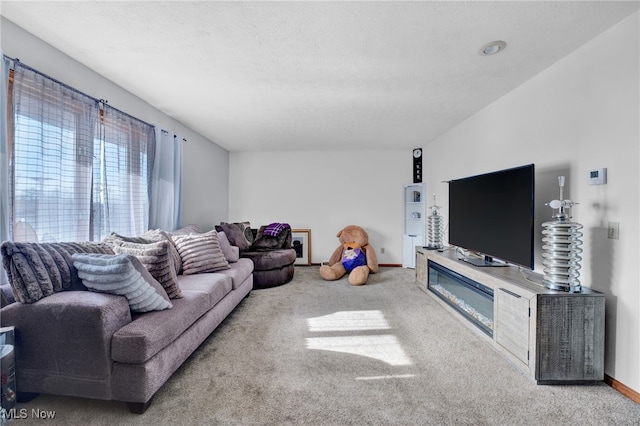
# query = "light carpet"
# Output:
<box><xmin>14</xmin><ymin>266</ymin><xmax>640</xmax><ymax>425</ymax></box>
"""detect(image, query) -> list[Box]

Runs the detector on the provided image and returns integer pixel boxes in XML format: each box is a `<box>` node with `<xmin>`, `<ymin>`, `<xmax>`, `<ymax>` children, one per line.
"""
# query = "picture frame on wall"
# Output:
<box><xmin>292</xmin><ymin>229</ymin><xmax>311</xmax><ymax>265</ymax></box>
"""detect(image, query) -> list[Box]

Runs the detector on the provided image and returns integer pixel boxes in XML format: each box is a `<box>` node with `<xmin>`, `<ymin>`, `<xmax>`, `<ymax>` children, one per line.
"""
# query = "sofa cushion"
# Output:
<box><xmin>217</xmin><ymin>231</ymin><xmax>239</xmax><ymax>263</ymax></box>
<box><xmin>72</xmin><ymin>253</ymin><xmax>172</xmax><ymax>313</ymax></box>
<box><xmin>171</xmin><ymin>230</ymin><xmax>230</xmax><ymax>275</ymax></box>
<box><xmin>111</xmin><ymin>276</ymin><xmax>232</xmax><ymax>363</ymax></box>
<box><xmin>176</xmin><ymin>272</ymin><xmax>233</xmax><ymax>308</ymax></box>
<box><xmin>0</xmin><ymin>241</ymin><xmax>114</xmax><ymax>304</ymax></box>
<box><xmin>213</xmin><ymin>258</ymin><xmax>254</xmax><ymax>290</ymax></box>
<box><xmin>111</xmin><ymin>240</ymin><xmax>182</xmax><ymax>300</ymax></box>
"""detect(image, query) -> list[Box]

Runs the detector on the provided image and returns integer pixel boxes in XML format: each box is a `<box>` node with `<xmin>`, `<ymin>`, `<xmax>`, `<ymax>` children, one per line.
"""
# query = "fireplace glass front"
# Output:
<box><xmin>427</xmin><ymin>260</ymin><xmax>494</xmax><ymax>336</ymax></box>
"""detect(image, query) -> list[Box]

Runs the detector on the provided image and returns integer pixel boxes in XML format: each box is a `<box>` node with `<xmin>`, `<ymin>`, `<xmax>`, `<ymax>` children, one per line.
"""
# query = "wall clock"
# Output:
<box><xmin>413</xmin><ymin>148</ymin><xmax>422</xmax><ymax>183</ymax></box>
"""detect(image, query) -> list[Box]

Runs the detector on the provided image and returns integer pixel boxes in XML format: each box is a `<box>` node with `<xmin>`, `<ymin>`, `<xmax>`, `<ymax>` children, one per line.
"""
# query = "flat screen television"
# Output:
<box><xmin>448</xmin><ymin>164</ymin><xmax>535</xmax><ymax>269</ymax></box>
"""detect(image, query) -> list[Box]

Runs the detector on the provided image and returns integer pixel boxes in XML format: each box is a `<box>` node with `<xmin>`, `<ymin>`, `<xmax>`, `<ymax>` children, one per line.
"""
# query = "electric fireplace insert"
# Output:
<box><xmin>427</xmin><ymin>260</ymin><xmax>494</xmax><ymax>336</ymax></box>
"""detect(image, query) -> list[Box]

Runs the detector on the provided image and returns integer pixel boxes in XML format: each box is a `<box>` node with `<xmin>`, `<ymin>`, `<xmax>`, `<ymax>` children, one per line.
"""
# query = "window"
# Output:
<box><xmin>9</xmin><ymin>62</ymin><xmax>154</xmax><ymax>242</ymax></box>
<box><xmin>92</xmin><ymin>107</ymin><xmax>154</xmax><ymax>240</ymax></box>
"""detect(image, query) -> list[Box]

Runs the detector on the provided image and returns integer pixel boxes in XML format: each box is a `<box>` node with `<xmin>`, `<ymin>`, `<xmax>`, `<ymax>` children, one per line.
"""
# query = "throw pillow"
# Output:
<box><xmin>111</xmin><ymin>240</ymin><xmax>182</xmax><ymax>299</ymax></box>
<box><xmin>0</xmin><ymin>284</ymin><xmax>15</xmax><ymax>308</ymax></box>
<box><xmin>215</xmin><ymin>223</ymin><xmax>251</xmax><ymax>251</ymax></box>
<box><xmin>104</xmin><ymin>229</ymin><xmax>183</xmax><ymax>276</ymax></box>
<box><xmin>248</xmin><ymin>226</ymin><xmax>292</xmax><ymax>251</ymax></box>
<box><xmin>169</xmin><ymin>224</ymin><xmax>202</xmax><ymax>235</ymax></box>
<box><xmin>0</xmin><ymin>241</ymin><xmax>114</xmax><ymax>304</ymax></box>
<box><xmin>235</xmin><ymin>221</ymin><xmax>254</xmax><ymax>244</ymax></box>
<box><xmin>144</xmin><ymin>229</ymin><xmax>183</xmax><ymax>275</ymax></box>
<box><xmin>217</xmin><ymin>231</ymin><xmax>239</xmax><ymax>263</ymax></box>
<box><xmin>72</xmin><ymin>253</ymin><xmax>172</xmax><ymax>312</ymax></box>
<box><xmin>171</xmin><ymin>230</ymin><xmax>230</xmax><ymax>274</ymax></box>
<box><xmin>248</xmin><ymin>234</ymin><xmax>282</xmax><ymax>251</ymax></box>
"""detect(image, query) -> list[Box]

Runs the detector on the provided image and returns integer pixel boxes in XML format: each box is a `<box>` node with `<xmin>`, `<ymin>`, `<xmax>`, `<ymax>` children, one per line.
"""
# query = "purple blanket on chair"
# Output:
<box><xmin>263</xmin><ymin>223</ymin><xmax>291</xmax><ymax>237</ymax></box>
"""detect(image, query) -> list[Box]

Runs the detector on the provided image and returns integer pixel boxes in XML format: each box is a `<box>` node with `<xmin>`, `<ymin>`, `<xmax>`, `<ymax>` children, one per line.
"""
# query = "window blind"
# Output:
<box><xmin>10</xmin><ymin>62</ymin><xmax>154</xmax><ymax>242</ymax></box>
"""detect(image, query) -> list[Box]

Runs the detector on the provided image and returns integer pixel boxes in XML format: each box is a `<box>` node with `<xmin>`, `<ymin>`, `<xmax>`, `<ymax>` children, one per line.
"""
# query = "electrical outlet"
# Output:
<box><xmin>380</xmin><ymin>247</ymin><xmax>385</xmax><ymax>254</ymax></box>
<box><xmin>608</xmin><ymin>222</ymin><xmax>619</xmax><ymax>240</ymax></box>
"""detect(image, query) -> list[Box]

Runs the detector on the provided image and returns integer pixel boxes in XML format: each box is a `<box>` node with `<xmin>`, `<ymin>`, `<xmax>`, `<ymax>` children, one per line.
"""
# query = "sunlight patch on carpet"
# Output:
<box><xmin>306</xmin><ymin>310</ymin><xmax>391</xmax><ymax>332</ymax></box>
<box><xmin>305</xmin><ymin>335</ymin><xmax>412</xmax><ymax>366</ymax></box>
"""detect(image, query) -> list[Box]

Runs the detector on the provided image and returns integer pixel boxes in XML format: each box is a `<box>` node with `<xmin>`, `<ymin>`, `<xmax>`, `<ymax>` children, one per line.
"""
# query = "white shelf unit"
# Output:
<box><xmin>402</xmin><ymin>183</ymin><xmax>425</xmax><ymax>268</ymax></box>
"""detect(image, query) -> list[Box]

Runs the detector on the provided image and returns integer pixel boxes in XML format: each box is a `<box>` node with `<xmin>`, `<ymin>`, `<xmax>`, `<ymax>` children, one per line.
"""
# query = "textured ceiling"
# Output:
<box><xmin>1</xmin><ymin>1</ymin><xmax>638</xmax><ymax>152</ymax></box>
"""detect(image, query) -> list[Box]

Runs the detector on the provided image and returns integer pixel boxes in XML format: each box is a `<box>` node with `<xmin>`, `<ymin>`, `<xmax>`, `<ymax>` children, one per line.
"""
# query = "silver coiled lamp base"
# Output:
<box><xmin>427</xmin><ymin>214</ymin><xmax>443</xmax><ymax>249</ymax></box>
<box><xmin>541</xmin><ymin>220</ymin><xmax>583</xmax><ymax>292</ymax></box>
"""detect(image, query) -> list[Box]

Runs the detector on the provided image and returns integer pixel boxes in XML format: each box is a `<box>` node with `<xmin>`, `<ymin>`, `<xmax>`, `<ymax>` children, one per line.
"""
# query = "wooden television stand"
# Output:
<box><xmin>415</xmin><ymin>247</ymin><xmax>605</xmax><ymax>384</ymax></box>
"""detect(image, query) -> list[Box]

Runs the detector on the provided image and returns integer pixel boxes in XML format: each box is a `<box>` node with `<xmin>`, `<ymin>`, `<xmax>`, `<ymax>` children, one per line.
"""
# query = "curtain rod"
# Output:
<box><xmin>3</xmin><ymin>54</ymin><xmax>154</xmax><ymax>129</ymax></box>
<box><xmin>161</xmin><ymin>130</ymin><xmax>187</xmax><ymax>142</ymax></box>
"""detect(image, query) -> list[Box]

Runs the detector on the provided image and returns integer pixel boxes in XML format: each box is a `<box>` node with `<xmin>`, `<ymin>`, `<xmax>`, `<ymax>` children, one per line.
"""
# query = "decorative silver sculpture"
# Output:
<box><xmin>427</xmin><ymin>194</ymin><xmax>444</xmax><ymax>250</ymax></box>
<box><xmin>541</xmin><ymin>176</ymin><xmax>583</xmax><ymax>292</ymax></box>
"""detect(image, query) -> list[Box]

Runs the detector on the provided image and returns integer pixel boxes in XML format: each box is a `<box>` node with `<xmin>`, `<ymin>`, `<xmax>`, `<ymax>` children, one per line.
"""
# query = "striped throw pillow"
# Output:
<box><xmin>72</xmin><ymin>253</ymin><xmax>172</xmax><ymax>312</ymax></box>
<box><xmin>171</xmin><ymin>230</ymin><xmax>230</xmax><ymax>275</ymax></box>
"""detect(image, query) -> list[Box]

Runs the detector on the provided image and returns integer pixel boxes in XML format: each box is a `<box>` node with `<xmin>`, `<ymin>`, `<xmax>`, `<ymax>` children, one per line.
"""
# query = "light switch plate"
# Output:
<box><xmin>587</xmin><ymin>168</ymin><xmax>607</xmax><ymax>185</ymax></box>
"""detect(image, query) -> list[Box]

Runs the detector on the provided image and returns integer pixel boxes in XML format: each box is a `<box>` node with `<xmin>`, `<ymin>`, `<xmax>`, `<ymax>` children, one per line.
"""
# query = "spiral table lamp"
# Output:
<box><xmin>426</xmin><ymin>194</ymin><xmax>444</xmax><ymax>250</ymax></box>
<box><xmin>541</xmin><ymin>176</ymin><xmax>583</xmax><ymax>292</ymax></box>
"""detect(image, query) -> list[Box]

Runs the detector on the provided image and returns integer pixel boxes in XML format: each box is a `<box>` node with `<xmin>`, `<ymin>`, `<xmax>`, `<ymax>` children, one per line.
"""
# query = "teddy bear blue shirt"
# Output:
<box><xmin>341</xmin><ymin>245</ymin><xmax>366</xmax><ymax>272</ymax></box>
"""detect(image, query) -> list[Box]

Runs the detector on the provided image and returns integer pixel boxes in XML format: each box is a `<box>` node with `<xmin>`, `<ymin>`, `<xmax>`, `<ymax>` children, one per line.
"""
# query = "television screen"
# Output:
<box><xmin>448</xmin><ymin>164</ymin><xmax>535</xmax><ymax>269</ymax></box>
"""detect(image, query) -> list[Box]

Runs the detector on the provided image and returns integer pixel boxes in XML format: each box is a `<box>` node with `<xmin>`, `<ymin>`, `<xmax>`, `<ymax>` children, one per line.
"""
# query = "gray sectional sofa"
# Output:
<box><xmin>0</xmin><ymin>227</ymin><xmax>254</xmax><ymax>413</ymax></box>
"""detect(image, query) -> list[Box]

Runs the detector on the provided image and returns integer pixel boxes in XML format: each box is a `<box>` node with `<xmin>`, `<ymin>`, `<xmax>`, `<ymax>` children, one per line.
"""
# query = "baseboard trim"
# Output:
<box><xmin>605</xmin><ymin>374</ymin><xmax>640</xmax><ymax>404</ymax></box>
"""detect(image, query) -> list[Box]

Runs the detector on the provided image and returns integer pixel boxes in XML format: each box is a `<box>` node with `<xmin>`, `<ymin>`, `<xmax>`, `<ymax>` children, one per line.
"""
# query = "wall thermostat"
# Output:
<box><xmin>587</xmin><ymin>168</ymin><xmax>607</xmax><ymax>185</ymax></box>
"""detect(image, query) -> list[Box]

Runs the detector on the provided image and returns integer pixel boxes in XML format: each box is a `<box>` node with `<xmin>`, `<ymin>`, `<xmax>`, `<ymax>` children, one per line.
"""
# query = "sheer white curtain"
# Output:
<box><xmin>149</xmin><ymin>128</ymin><xmax>182</xmax><ymax>231</ymax></box>
<box><xmin>95</xmin><ymin>106</ymin><xmax>155</xmax><ymax>239</ymax></box>
<box><xmin>1</xmin><ymin>54</ymin><xmax>10</xmax><ymax>285</ymax></box>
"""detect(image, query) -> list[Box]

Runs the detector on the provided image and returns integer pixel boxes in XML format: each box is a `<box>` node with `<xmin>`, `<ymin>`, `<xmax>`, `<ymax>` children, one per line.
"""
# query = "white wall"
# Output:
<box><xmin>229</xmin><ymin>150</ymin><xmax>411</xmax><ymax>265</ymax></box>
<box><xmin>1</xmin><ymin>17</ymin><xmax>229</xmax><ymax>231</ymax></box>
<box><xmin>423</xmin><ymin>12</ymin><xmax>639</xmax><ymax>392</ymax></box>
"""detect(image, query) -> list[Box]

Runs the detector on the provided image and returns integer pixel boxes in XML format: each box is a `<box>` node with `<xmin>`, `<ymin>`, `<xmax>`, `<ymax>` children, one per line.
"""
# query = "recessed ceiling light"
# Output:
<box><xmin>479</xmin><ymin>40</ymin><xmax>507</xmax><ymax>56</ymax></box>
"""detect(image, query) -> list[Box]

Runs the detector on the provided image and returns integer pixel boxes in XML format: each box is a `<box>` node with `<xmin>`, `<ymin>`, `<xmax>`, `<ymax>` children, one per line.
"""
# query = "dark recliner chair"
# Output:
<box><xmin>216</xmin><ymin>222</ymin><xmax>296</xmax><ymax>290</ymax></box>
<box><xmin>240</xmin><ymin>225</ymin><xmax>296</xmax><ymax>289</ymax></box>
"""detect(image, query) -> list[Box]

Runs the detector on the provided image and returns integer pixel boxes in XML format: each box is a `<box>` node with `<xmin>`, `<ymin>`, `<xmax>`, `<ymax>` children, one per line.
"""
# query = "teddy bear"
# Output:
<box><xmin>319</xmin><ymin>225</ymin><xmax>378</xmax><ymax>286</ymax></box>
